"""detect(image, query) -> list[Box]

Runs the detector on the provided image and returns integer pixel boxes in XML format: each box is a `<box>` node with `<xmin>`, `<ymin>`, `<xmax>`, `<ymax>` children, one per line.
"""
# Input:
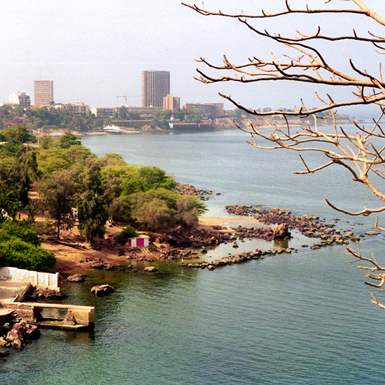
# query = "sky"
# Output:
<box><xmin>1</xmin><ymin>0</ymin><xmax>385</xmax><ymax>116</ymax></box>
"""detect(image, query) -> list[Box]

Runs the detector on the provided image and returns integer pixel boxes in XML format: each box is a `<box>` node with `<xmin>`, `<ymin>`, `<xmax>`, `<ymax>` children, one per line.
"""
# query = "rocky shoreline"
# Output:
<box><xmin>77</xmin><ymin>204</ymin><xmax>373</xmax><ymax>274</ymax></box>
<box><xmin>1</xmin><ymin>203</ymin><xmax>373</xmax><ymax>360</ymax></box>
<box><xmin>174</xmin><ymin>182</ymin><xmax>220</xmax><ymax>201</ymax></box>
<box><xmin>0</xmin><ymin>312</ymin><xmax>40</xmax><ymax>359</ymax></box>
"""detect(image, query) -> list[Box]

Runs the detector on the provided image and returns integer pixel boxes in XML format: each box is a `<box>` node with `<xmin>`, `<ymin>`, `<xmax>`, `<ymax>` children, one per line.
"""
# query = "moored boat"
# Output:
<box><xmin>103</xmin><ymin>124</ymin><xmax>124</xmax><ymax>134</ymax></box>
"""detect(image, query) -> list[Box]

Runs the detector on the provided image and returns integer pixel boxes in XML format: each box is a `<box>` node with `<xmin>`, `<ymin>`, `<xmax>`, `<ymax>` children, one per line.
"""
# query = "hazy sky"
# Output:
<box><xmin>1</xmin><ymin>0</ymin><xmax>385</xmax><ymax>115</ymax></box>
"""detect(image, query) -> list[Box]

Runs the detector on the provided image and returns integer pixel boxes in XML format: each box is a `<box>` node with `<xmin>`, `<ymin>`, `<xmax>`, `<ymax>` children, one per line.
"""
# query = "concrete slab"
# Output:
<box><xmin>0</xmin><ymin>281</ymin><xmax>28</xmax><ymax>301</ymax></box>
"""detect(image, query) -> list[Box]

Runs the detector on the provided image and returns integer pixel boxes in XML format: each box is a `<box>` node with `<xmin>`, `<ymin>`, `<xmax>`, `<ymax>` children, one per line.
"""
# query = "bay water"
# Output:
<box><xmin>2</xmin><ymin>128</ymin><xmax>385</xmax><ymax>384</ymax></box>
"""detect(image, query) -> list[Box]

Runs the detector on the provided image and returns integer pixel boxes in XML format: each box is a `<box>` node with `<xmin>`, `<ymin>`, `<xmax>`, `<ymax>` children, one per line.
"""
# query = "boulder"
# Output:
<box><xmin>23</xmin><ymin>324</ymin><xmax>40</xmax><ymax>340</ymax></box>
<box><xmin>103</xmin><ymin>263</ymin><xmax>115</xmax><ymax>270</ymax></box>
<box><xmin>365</xmin><ymin>231</ymin><xmax>379</xmax><ymax>236</ymax></box>
<box><xmin>144</xmin><ymin>266</ymin><xmax>158</xmax><ymax>272</ymax></box>
<box><xmin>91</xmin><ymin>284</ymin><xmax>115</xmax><ymax>297</ymax></box>
<box><xmin>273</xmin><ymin>223</ymin><xmax>290</xmax><ymax>239</ymax></box>
<box><xmin>67</xmin><ymin>274</ymin><xmax>86</xmax><ymax>283</ymax></box>
<box><xmin>91</xmin><ymin>262</ymin><xmax>104</xmax><ymax>269</ymax></box>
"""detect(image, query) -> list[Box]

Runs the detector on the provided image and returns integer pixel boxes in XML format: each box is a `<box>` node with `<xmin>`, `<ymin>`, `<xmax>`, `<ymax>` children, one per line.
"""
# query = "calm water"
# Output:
<box><xmin>2</xmin><ymin>128</ymin><xmax>385</xmax><ymax>384</ymax></box>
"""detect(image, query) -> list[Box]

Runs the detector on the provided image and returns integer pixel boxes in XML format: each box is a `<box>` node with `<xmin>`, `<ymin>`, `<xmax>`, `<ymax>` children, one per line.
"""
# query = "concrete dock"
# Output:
<box><xmin>0</xmin><ymin>267</ymin><xmax>95</xmax><ymax>330</ymax></box>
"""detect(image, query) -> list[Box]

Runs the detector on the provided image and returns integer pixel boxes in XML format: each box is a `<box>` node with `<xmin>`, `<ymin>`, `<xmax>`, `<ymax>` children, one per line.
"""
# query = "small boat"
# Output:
<box><xmin>103</xmin><ymin>124</ymin><xmax>124</xmax><ymax>134</ymax></box>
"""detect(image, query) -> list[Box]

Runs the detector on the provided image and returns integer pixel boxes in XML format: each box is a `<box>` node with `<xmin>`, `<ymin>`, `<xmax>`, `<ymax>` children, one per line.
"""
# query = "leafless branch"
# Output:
<box><xmin>185</xmin><ymin>0</ymin><xmax>385</xmax><ymax>308</ymax></box>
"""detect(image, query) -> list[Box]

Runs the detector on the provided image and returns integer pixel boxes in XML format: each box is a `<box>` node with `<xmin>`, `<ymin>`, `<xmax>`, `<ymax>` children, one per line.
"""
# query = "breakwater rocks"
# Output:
<box><xmin>225</xmin><ymin>205</ymin><xmax>340</xmax><ymax>241</ymax></box>
<box><xmin>175</xmin><ymin>182</ymin><xmax>220</xmax><ymax>201</ymax></box>
<box><xmin>0</xmin><ymin>313</ymin><xmax>40</xmax><ymax>355</ymax></box>
<box><xmin>183</xmin><ymin>247</ymin><xmax>293</xmax><ymax>270</ymax></box>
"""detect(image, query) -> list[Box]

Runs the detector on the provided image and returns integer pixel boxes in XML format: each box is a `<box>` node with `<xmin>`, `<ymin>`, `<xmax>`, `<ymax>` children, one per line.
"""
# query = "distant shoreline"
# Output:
<box><xmin>36</xmin><ymin>117</ymin><xmax>366</xmax><ymax>138</ymax></box>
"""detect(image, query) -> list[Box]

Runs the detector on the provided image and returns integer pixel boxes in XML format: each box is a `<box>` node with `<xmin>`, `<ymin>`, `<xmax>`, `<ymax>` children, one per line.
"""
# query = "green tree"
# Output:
<box><xmin>121</xmin><ymin>165</ymin><xmax>176</xmax><ymax>195</ymax></box>
<box><xmin>176</xmin><ymin>195</ymin><xmax>207</xmax><ymax>227</ymax></box>
<box><xmin>0</xmin><ymin>147</ymin><xmax>38</xmax><ymax>209</ymax></box>
<box><xmin>133</xmin><ymin>197</ymin><xmax>175</xmax><ymax>231</ymax></box>
<box><xmin>127</xmin><ymin>188</ymin><xmax>206</xmax><ymax>231</ymax></box>
<box><xmin>172</xmin><ymin>108</ymin><xmax>187</xmax><ymax>121</ymax></box>
<box><xmin>109</xmin><ymin>195</ymin><xmax>133</xmax><ymax>222</ymax></box>
<box><xmin>2</xmin><ymin>125</ymin><xmax>36</xmax><ymax>144</ymax></box>
<box><xmin>76</xmin><ymin>159</ymin><xmax>109</xmax><ymax>241</ymax></box>
<box><xmin>116</xmin><ymin>225</ymin><xmax>137</xmax><ymax>244</ymax></box>
<box><xmin>38</xmin><ymin>168</ymin><xmax>77</xmax><ymax>239</ymax></box>
<box><xmin>185</xmin><ymin>108</ymin><xmax>203</xmax><ymax>123</ymax></box>
<box><xmin>37</xmin><ymin>148</ymin><xmax>73</xmax><ymax>174</ymax></box>
<box><xmin>58</xmin><ymin>132</ymin><xmax>81</xmax><ymax>149</ymax></box>
<box><xmin>0</xmin><ymin>190</ymin><xmax>21</xmax><ymax>221</ymax></box>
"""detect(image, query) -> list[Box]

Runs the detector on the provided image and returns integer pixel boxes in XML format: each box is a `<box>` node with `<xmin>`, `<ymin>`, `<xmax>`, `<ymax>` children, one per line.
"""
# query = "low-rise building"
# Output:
<box><xmin>163</xmin><ymin>95</ymin><xmax>180</xmax><ymax>111</ymax></box>
<box><xmin>184</xmin><ymin>103</ymin><xmax>224</xmax><ymax>118</ymax></box>
<box><xmin>67</xmin><ymin>100</ymin><xmax>90</xmax><ymax>116</ymax></box>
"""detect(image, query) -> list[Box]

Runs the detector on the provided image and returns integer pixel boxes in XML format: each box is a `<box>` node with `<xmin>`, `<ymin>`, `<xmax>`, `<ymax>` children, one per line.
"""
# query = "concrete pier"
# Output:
<box><xmin>5</xmin><ymin>302</ymin><xmax>95</xmax><ymax>330</ymax></box>
<box><xmin>0</xmin><ymin>266</ymin><xmax>95</xmax><ymax>330</ymax></box>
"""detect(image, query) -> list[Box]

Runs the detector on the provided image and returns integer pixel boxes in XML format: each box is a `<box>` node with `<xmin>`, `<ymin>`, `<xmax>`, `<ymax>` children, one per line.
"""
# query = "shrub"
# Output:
<box><xmin>0</xmin><ymin>238</ymin><xmax>56</xmax><ymax>272</ymax></box>
<box><xmin>117</xmin><ymin>225</ymin><xmax>138</xmax><ymax>244</ymax></box>
<box><xmin>0</xmin><ymin>220</ymin><xmax>56</xmax><ymax>271</ymax></box>
<box><xmin>1</xmin><ymin>220</ymin><xmax>41</xmax><ymax>246</ymax></box>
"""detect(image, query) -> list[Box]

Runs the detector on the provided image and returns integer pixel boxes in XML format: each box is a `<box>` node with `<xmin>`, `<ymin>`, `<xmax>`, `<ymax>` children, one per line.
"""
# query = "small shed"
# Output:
<box><xmin>126</xmin><ymin>236</ymin><xmax>149</xmax><ymax>248</ymax></box>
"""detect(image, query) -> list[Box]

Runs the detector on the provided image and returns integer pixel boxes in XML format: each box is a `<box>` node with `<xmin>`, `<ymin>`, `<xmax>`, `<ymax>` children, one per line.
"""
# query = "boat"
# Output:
<box><xmin>103</xmin><ymin>124</ymin><xmax>124</xmax><ymax>134</ymax></box>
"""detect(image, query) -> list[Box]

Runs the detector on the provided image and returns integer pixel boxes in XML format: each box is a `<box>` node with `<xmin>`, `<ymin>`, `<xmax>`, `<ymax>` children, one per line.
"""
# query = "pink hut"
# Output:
<box><xmin>126</xmin><ymin>236</ymin><xmax>149</xmax><ymax>248</ymax></box>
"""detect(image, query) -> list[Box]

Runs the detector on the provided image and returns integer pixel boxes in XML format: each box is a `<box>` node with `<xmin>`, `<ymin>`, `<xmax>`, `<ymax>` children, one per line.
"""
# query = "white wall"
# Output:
<box><xmin>0</xmin><ymin>267</ymin><xmax>59</xmax><ymax>289</ymax></box>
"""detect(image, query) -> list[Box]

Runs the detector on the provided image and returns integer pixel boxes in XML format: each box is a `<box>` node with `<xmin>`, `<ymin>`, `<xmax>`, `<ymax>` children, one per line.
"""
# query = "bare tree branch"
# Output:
<box><xmin>184</xmin><ymin>0</ymin><xmax>385</xmax><ymax>308</ymax></box>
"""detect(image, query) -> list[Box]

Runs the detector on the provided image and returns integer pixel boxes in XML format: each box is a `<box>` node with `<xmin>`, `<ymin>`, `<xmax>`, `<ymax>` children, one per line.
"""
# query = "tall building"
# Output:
<box><xmin>142</xmin><ymin>71</ymin><xmax>170</xmax><ymax>108</ymax></box>
<box><xmin>9</xmin><ymin>91</ymin><xmax>31</xmax><ymax>109</ymax></box>
<box><xmin>163</xmin><ymin>94</ymin><xmax>180</xmax><ymax>111</ymax></box>
<box><xmin>34</xmin><ymin>80</ymin><xmax>54</xmax><ymax>106</ymax></box>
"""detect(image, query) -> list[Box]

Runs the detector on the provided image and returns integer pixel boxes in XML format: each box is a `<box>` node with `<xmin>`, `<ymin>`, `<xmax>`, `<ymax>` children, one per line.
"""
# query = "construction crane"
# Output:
<box><xmin>116</xmin><ymin>93</ymin><xmax>128</xmax><ymax>106</ymax></box>
<box><xmin>116</xmin><ymin>93</ymin><xmax>141</xmax><ymax>107</ymax></box>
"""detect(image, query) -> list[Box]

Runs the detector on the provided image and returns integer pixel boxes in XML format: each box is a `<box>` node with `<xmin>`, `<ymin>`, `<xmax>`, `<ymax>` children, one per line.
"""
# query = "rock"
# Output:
<box><xmin>67</xmin><ymin>274</ymin><xmax>86</xmax><ymax>283</ymax></box>
<box><xmin>11</xmin><ymin>339</ymin><xmax>22</xmax><ymax>350</ymax></box>
<box><xmin>0</xmin><ymin>337</ymin><xmax>8</xmax><ymax>347</ymax></box>
<box><xmin>103</xmin><ymin>263</ymin><xmax>115</xmax><ymax>270</ymax></box>
<box><xmin>0</xmin><ymin>350</ymin><xmax>11</xmax><ymax>357</ymax></box>
<box><xmin>63</xmin><ymin>310</ymin><xmax>76</xmax><ymax>326</ymax></box>
<box><xmin>365</xmin><ymin>231</ymin><xmax>379</xmax><ymax>236</ymax></box>
<box><xmin>273</xmin><ymin>223</ymin><xmax>290</xmax><ymax>239</ymax></box>
<box><xmin>144</xmin><ymin>266</ymin><xmax>158</xmax><ymax>272</ymax></box>
<box><xmin>23</xmin><ymin>324</ymin><xmax>40</xmax><ymax>340</ymax></box>
<box><xmin>303</xmin><ymin>214</ymin><xmax>319</xmax><ymax>221</ymax></box>
<box><xmin>207</xmin><ymin>265</ymin><xmax>215</xmax><ymax>270</ymax></box>
<box><xmin>91</xmin><ymin>262</ymin><xmax>104</xmax><ymax>269</ymax></box>
<box><xmin>91</xmin><ymin>284</ymin><xmax>115</xmax><ymax>297</ymax></box>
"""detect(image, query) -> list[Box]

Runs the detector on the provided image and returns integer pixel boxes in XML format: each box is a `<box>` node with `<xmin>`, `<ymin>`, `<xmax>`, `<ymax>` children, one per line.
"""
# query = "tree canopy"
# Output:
<box><xmin>0</xmin><ymin>127</ymin><xmax>207</xmax><ymax>270</ymax></box>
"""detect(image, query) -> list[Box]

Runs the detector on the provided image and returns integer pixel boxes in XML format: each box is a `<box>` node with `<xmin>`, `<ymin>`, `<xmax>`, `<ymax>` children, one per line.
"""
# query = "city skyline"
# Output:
<box><xmin>0</xmin><ymin>1</ymin><xmax>384</xmax><ymax>117</ymax></box>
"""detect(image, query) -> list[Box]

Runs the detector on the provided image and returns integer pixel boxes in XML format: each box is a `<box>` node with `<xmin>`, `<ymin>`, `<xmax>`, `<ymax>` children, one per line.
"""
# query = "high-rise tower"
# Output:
<box><xmin>142</xmin><ymin>71</ymin><xmax>170</xmax><ymax>108</ymax></box>
<box><xmin>34</xmin><ymin>80</ymin><xmax>54</xmax><ymax>106</ymax></box>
